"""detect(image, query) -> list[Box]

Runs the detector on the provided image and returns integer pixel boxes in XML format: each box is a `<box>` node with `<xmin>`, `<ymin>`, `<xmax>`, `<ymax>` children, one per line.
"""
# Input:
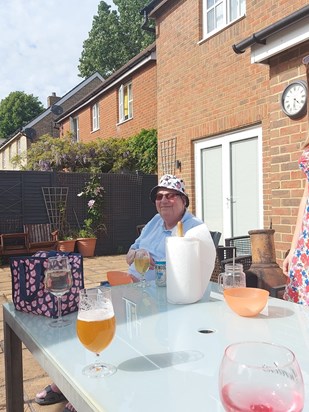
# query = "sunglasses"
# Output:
<box><xmin>155</xmin><ymin>193</ymin><xmax>181</xmax><ymax>201</ymax></box>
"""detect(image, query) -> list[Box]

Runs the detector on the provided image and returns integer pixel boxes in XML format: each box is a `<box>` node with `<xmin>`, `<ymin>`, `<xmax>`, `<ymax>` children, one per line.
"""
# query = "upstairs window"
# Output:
<box><xmin>92</xmin><ymin>103</ymin><xmax>100</xmax><ymax>131</ymax></box>
<box><xmin>17</xmin><ymin>139</ymin><xmax>21</xmax><ymax>155</ymax></box>
<box><xmin>118</xmin><ymin>82</ymin><xmax>133</xmax><ymax>123</ymax></box>
<box><xmin>70</xmin><ymin>116</ymin><xmax>79</xmax><ymax>142</ymax></box>
<box><xmin>203</xmin><ymin>0</ymin><xmax>245</xmax><ymax>37</ymax></box>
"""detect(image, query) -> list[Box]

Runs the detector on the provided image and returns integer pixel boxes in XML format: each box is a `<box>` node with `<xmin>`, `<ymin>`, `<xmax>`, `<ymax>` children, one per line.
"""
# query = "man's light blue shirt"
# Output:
<box><xmin>128</xmin><ymin>211</ymin><xmax>207</xmax><ymax>280</ymax></box>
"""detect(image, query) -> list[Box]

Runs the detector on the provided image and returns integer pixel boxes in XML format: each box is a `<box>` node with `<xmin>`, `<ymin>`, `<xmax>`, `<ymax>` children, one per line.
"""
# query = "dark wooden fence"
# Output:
<box><xmin>0</xmin><ymin>171</ymin><xmax>157</xmax><ymax>255</ymax></box>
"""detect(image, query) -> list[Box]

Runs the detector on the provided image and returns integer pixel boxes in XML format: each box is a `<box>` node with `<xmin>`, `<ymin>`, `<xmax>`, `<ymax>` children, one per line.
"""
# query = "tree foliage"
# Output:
<box><xmin>12</xmin><ymin>129</ymin><xmax>157</xmax><ymax>174</ymax></box>
<box><xmin>78</xmin><ymin>0</ymin><xmax>155</xmax><ymax>78</ymax></box>
<box><xmin>0</xmin><ymin>91</ymin><xmax>44</xmax><ymax>139</ymax></box>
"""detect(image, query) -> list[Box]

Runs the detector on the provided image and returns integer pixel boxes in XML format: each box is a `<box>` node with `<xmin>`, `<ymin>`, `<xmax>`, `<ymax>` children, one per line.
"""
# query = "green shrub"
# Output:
<box><xmin>12</xmin><ymin>129</ymin><xmax>157</xmax><ymax>174</ymax></box>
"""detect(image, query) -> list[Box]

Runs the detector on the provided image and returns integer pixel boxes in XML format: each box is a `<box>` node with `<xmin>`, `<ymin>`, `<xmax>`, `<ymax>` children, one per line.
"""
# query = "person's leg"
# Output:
<box><xmin>35</xmin><ymin>383</ymin><xmax>66</xmax><ymax>405</ymax></box>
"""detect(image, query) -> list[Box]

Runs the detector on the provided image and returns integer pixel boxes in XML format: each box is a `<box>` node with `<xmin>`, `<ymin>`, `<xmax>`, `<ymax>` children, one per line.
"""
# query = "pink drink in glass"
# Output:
<box><xmin>219</xmin><ymin>342</ymin><xmax>304</xmax><ymax>412</ymax></box>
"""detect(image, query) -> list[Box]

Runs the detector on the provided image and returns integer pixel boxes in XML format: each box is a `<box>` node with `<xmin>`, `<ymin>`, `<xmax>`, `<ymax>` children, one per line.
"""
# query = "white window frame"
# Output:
<box><xmin>17</xmin><ymin>139</ymin><xmax>21</xmax><ymax>155</ymax></box>
<box><xmin>70</xmin><ymin>116</ymin><xmax>79</xmax><ymax>142</ymax></box>
<box><xmin>202</xmin><ymin>0</ymin><xmax>246</xmax><ymax>39</ymax></box>
<box><xmin>92</xmin><ymin>103</ymin><xmax>100</xmax><ymax>131</ymax></box>
<box><xmin>2</xmin><ymin>152</ymin><xmax>6</xmax><ymax>169</ymax></box>
<box><xmin>118</xmin><ymin>82</ymin><xmax>133</xmax><ymax>123</ymax></box>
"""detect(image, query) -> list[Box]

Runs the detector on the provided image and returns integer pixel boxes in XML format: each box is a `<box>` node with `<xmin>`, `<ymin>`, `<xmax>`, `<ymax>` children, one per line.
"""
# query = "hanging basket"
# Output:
<box><xmin>76</xmin><ymin>238</ymin><xmax>97</xmax><ymax>257</ymax></box>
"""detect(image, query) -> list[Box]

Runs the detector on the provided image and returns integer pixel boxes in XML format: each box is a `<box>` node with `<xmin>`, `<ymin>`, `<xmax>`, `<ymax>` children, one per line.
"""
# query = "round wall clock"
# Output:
<box><xmin>281</xmin><ymin>80</ymin><xmax>308</xmax><ymax>119</ymax></box>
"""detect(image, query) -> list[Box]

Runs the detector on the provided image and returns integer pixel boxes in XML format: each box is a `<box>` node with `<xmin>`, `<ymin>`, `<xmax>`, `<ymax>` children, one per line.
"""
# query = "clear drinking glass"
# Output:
<box><xmin>76</xmin><ymin>287</ymin><xmax>117</xmax><ymax>377</ymax></box>
<box><xmin>44</xmin><ymin>256</ymin><xmax>73</xmax><ymax>328</ymax></box>
<box><xmin>218</xmin><ymin>263</ymin><xmax>246</xmax><ymax>292</ymax></box>
<box><xmin>134</xmin><ymin>249</ymin><xmax>150</xmax><ymax>287</ymax></box>
<box><xmin>219</xmin><ymin>341</ymin><xmax>304</xmax><ymax>412</ymax></box>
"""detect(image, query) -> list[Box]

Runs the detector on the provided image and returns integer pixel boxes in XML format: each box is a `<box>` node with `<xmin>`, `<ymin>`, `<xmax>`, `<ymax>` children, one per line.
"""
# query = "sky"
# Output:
<box><xmin>0</xmin><ymin>0</ymin><xmax>114</xmax><ymax>108</ymax></box>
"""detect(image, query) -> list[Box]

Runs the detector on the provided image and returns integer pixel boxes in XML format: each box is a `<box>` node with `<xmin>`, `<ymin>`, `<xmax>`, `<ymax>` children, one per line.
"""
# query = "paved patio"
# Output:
<box><xmin>0</xmin><ymin>254</ymin><xmax>128</xmax><ymax>412</ymax></box>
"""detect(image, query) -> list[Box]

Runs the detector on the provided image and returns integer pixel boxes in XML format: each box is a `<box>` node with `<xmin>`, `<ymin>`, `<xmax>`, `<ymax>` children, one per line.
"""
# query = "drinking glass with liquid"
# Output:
<box><xmin>218</xmin><ymin>263</ymin><xmax>246</xmax><ymax>292</ymax></box>
<box><xmin>44</xmin><ymin>255</ymin><xmax>73</xmax><ymax>327</ymax></box>
<box><xmin>219</xmin><ymin>341</ymin><xmax>304</xmax><ymax>411</ymax></box>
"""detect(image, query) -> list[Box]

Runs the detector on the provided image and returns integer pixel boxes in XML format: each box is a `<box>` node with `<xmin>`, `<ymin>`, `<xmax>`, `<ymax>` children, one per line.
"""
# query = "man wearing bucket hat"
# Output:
<box><xmin>126</xmin><ymin>174</ymin><xmax>212</xmax><ymax>280</ymax></box>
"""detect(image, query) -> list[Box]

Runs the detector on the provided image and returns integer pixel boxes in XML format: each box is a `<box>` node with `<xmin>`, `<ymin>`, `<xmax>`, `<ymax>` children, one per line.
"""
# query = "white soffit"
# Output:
<box><xmin>251</xmin><ymin>16</ymin><xmax>309</xmax><ymax>63</ymax></box>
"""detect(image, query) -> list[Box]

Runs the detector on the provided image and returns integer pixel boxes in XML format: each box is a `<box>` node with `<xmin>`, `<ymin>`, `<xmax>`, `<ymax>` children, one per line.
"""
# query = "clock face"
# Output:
<box><xmin>281</xmin><ymin>80</ymin><xmax>308</xmax><ymax>119</ymax></box>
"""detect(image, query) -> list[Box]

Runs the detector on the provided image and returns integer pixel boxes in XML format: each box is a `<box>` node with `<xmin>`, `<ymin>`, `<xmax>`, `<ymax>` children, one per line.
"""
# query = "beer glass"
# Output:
<box><xmin>76</xmin><ymin>287</ymin><xmax>116</xmax><ymax>377</ymax></box>
<box><xmin>219</xmin><ymin>341</ymin><xmax>304</xmax><ymax>411</ymax></box>
<box><xmin>134</xmin><ymin>249</ymin><xmax>150</xmax><ymax>287</ymax></box>
<box><xmin>44</xmin><ymin>256</ymin><xmax>73</xmax><ymax>328</ymax></box>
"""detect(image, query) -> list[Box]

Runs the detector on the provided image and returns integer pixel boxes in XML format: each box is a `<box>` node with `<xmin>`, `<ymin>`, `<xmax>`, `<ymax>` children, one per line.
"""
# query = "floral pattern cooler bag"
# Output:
<box><xmin>10</xmin><ymin>251</ymin><xmax>84</xmax><ymax>318</ymax></box>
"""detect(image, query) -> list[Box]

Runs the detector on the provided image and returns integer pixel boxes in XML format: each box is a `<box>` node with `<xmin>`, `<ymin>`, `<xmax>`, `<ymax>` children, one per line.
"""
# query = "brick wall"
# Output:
<box><xmin>61</xmin><ymin>61</ymin><xmax>157</xmax><ymax>142</ymax></box>
<box><xmin>154</xmin><ymin>0</ymin><xmax>309</xmax><ymax>262</ymax></box>
<box><xmin>268</xmin><ymin>46</ymin><xmax>309</xmax><ymax>260</ymax></box>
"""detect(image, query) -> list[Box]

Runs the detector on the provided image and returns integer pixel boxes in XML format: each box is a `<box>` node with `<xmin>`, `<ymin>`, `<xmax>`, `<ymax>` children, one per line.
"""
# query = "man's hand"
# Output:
<box><xmin>126</xmin><ymin>248</ymin><xmax>155</xmax><ymax>269</ymax></box>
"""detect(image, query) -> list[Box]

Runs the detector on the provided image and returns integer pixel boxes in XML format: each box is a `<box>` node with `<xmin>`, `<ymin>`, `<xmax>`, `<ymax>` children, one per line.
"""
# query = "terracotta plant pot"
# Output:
<box><xmin>76</xmin><ymin>238</ymin><xmax>97</xmax><ymax>257</ymax></box>
<box><xmin>57</xmin><ymin>239</ymin><xmax>76</xmax><ymax>253</ymax></box>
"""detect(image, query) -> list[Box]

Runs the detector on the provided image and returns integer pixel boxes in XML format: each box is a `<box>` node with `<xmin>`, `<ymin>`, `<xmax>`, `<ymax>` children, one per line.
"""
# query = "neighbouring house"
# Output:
<box><xmin>56</xmin><ymin>42</ymin><xmax>157</xmax><ymax>143</ymax></box>
<box><xmin>0</xmin><ymin>72</ymin><xmax>104</xmax><ymax>170</ymax></box>
<box><xmin>141</xmin><ymin>0</ymin><xmax>309</xmax><ymax>263</ymax></box>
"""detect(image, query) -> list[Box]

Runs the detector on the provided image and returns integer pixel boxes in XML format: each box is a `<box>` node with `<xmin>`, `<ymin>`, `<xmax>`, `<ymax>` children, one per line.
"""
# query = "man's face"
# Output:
<box><xmin>155</xmin><ymin>189</ymin><xmax>186</xmax><ymax>221</ymax></box>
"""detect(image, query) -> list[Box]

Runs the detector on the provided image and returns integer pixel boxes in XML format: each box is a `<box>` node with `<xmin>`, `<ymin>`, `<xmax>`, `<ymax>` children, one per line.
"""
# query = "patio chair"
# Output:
<box><xmin>0</xmin><ymin>232</ymin><xmax>29</xmax><ymax>256</ymax></box>
<box><xmin>136</xmin><ymin>224</ymin><xmax>145</xmax><ymax>236</ymax></box>
<box><xmin>220</xmin><ymin>254</ymin><xmax>252</xmax><ymax>273</ymax></box>
<box><xmin>210</xmin><ymin>245</ymin><xmax>236</xmax><ymax>282</ymax></box>
<box><xmin>0</xmin><ymin>217</ymin><xmax>29</xmax><ymax>256</ymax></box>
<box><xmin>210</xmin><ymin>231</ymin><xmax>221</xmax><ymax>247</ymax></box>
<box><xmin>23</xmin><ymin>223</ymin><xmax>58</xmax><ymax>252</ymax></box>
<box><xmin>225</xmin><ymin>235</ymin><xmax>251</xmax><ymax>255</ymax></box>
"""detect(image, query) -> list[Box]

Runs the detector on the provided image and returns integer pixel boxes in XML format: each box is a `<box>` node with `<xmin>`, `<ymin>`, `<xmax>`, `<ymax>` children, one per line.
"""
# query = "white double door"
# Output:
<box><xmin>194</xmin><ymin>126</ymin><xmax>263</xmax><ymax>240</ymax></box>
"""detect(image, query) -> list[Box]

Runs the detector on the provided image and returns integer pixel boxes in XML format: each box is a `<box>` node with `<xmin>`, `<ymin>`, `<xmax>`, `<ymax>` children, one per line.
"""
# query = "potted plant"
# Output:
<box><xmin>76</xmin><ymin>174</ymin><xmax>106</xmax><ymax>257</ymax></box>
<box><xmin>57</xmin><ymin>222</ymin><xmax>77</xmax><ymax>253</ymax></box>
<box><xmin>58</xmin><ymin>234</ymin><xmax>77</xmax><ymax>253</ymax></box>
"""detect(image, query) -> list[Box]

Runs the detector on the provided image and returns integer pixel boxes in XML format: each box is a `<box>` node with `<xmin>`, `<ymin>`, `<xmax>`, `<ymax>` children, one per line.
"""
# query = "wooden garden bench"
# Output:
<box><xmin>0</xmin><ymin>232</ymin><xmax>29</xmax><ymax>256</ymax></box>
<box><xmin>23</xmin><ymin>223</ymin><xmax>58</xmax><ymax>252</ymax></box>
<box><xmin>0</xmin><ymin>217</ymin><xmax>29</xmax><ymax>256</ymax></box>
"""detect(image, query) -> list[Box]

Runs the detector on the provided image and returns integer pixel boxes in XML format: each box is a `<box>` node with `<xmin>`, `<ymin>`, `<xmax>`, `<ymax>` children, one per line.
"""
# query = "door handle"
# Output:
<box><xmin>226</xmin><ymin>197</ymin><xmax>236</xmax><ymax>204</ymax></box>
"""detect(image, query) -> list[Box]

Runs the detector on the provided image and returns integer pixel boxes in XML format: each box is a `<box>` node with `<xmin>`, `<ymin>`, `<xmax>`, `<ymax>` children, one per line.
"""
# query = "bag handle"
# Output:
<box><xmin>47</xmin><ymin>251</ymin><xmax>71</xmax><ymax>257</ymax></box>
<box><xmin>19</xmin><ymin>261</ymin><xmax>43</xmax><ymax>302</ymax></box>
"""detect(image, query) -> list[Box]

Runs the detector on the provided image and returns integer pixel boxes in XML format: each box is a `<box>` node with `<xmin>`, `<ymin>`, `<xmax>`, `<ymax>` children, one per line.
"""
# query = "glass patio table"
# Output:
<box><xmin>4</xmin><ymin>282</ymin><xmax>309</xmax><ymax>411</ymax></box>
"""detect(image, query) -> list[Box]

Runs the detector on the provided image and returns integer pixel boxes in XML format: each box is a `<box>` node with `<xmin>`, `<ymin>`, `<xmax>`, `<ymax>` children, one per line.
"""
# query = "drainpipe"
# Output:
<box><xmin>232</xmin><ymin>5</ymin><xmax>309</xmax><ymax>54</ymax></box>
<box><xmin>304</xmin><ymin>54</ymin><xmax>309</xmax><ymax>84</ymax></box>
<box><xmin>141</xmin><ymin>10</ymin><xmax>156</xmax><ymax>33</ymax></box>
<box><xmin>304</xmin><ymin>55</ymin><xmax>309</xmax><ymax>124</ymax></box>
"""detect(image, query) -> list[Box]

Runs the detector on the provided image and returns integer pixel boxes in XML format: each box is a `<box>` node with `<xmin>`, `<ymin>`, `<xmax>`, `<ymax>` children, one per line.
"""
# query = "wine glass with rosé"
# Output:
<box><xmin>76</xmin><ymin>287</ymin><xmax>116</xmax><ymax>377</ymax></box>
<box><xmin>134</xmin><ymin>249</ymin><xmax>150</xmax><ymax>287</ymax></box>
<box><xmin>219</xmin><ymin>341</ymin><xmax>304</xmax><ymax>412</ymax></box>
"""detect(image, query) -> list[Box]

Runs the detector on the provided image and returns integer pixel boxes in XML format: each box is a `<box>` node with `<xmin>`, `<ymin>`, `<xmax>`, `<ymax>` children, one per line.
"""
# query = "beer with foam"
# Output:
<box><xmin>77</xmin><ymin>306</ymin><xmax>116</xmax><ymax>354</ymax></box>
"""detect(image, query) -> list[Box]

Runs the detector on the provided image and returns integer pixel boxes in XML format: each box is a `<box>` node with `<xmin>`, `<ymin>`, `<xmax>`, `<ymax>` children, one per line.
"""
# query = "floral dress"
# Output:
<box><xmin>284</xmin><ymin>149</ymin><xmax>309</xmax><ymax>305</ymax></box>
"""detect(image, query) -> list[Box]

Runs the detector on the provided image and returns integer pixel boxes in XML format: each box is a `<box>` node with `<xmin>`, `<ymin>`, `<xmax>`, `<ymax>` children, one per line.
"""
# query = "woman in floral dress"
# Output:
<box><xmin>283</xmin><ymin>143</ymin><xmax>309</xmax><ymax>305</ymax></box>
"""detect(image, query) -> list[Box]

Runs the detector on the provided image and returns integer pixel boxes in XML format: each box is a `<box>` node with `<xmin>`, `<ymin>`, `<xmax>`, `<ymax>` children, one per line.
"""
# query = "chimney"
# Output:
<box><xmin>246</xmin><ymin>229</ymin><xmax>287</xmax><ymax>297</ymax></box>
<box><xmin>47</xmin><ymin>92</ymin><xmax>61</xmax><ymax>108</ymax></box>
